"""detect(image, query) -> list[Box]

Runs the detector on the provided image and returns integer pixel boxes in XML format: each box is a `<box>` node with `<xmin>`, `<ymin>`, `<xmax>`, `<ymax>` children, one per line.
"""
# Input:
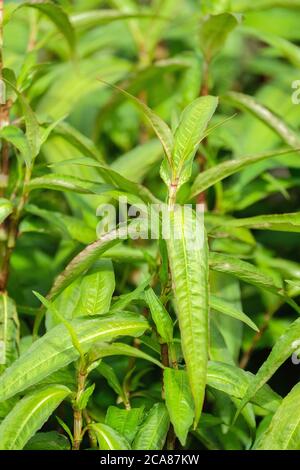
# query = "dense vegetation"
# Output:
<box><xmin>0</xmin><ymin>0</ymin><xmax>300</xmax><ymax>451</ymax></box>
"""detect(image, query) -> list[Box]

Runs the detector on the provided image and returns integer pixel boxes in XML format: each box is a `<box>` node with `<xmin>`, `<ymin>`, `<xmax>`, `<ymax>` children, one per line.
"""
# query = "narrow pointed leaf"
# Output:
<box><xmin>210</xmin><ymin>295</ymin><xmax>259</xmax><ymax>331</ymax></box>
<box><xmin>144</xmin><ymin>288</ymin><xmax>173</xmax><ymax>343</ymax></box>
<box><xmin>164</xmin><ymin>368</ymin><xmax>194</xmax><ymax>445</ymax></box>
<box><xmin>173</xmin><ymin>96</ymin><xmax>218</xmax><ymax>187</ymax></box>
<box><xmin>72</xmin><ymin>260</ymin><xmax>115</xmax><ymax>316</ymax></box>
<box><xmin>132</xmin><ymin>403</ymin><xmax>169</xmax><ymax>450</ymax></box>
<box><xmin>256</xmin><ymin>382</ymin><xmax>300</xmax><ymax>450</ymax></box>
<box><xmin>98</xmin><ymin>80</ymin><xmax>174</xmax><ymax>165</ymax></box>
<box><xmin>0</xmin><ymin>385</ymin><xmax>70</xmax><ymax>450</ymax></box>
<box><xmin>18</xmin><ymin>2</ymin><xmax>75</xmax><ymax>53</ymax></box>
<box><xmin>225</xmin><ymin>91</ymin><xmax>300</xmax><ymax>149</ymax></box>
<box><xmin>237</xmin><ymin>316</ymin><xmax>300</xmax><ymax>416</ymax></box>
<box><xmin>88</xmin><ymin>342</ymin><xmax>163</xmax><ymax>369</ymax></box>
<box><xmin>0</xmin><ymin>312</ymin><xmax>148</xmax><ymax>402</ymax></box>
<box><xmin>191</xmin><ymin>148</ymin><xmax>297</xmax><ymax>198</ymax></box>
<box><xmin>89</xmin><ymin>422</ymin><xmax>130</xmax><ymax>450</ymax></box>
<box><xmin>207</xmin><ymin>361</ymin><xmax>281</xmax><ymax>413</ymax></box>
<box><xmin>167</xmin><ymin>206</ymin><xmax>209</xmax><ymax>426</ymax></box>
<box><xmin>0</xmin><ymin>199</ymin><xmax>13</xmax><ymax>225</ymax></box>
<box><xmin>219</xmin><ymin>212</ymin><xmax>300</xmax><ymax>233</ymax></box>
<box><xmin>0</xmin><ymin>294</ymin><xmax>19</xmax><ymax>374</ymax></box>
<box><xmin>105</xmin><ymin>406</ymin><xmax>144</xmax><ymax>444</ymax></box>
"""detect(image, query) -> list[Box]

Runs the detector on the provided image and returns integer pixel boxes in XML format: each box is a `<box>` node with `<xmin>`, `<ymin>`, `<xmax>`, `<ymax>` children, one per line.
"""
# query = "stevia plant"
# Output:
<box><xmin>0</xmin><ymin>0</ymin><xmax>300</xmax><ymax>451</ymax></box>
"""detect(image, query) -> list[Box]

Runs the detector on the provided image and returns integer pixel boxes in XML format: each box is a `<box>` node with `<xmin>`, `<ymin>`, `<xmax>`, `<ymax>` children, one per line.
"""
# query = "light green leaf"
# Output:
<box><xmin>98</xmin><ymin>80</ymin><xmax>174</xmax><ymax>165</ymax></box>
<box><xmin>48</xmin><ymin>224</ymin><xmax>130</xmax><ymax>301</ymax></box>
<box><xmin>225</xmin><ymin>91</ymin><xmax>300</xmax><ymax>150</ymax></box>
<box><xmin>24</xmin><ymin>431</ymin><xmax>70</xmax><ymax>450</ymax></box>
<box><xmin>199</xmin><ymin>13</ymin><xmax>239</xmax><ymax>60</ymax></box>
<box><xmin>172</xmin><ymin>96</ymin><xmax>218</xmax><ymax>187</ymax></box>
<box><xmin>218</xmin><ymin>212</ymin><xmax>300</xmax><ymax>233</ymax></box>
<box><xmin>209</xmin><ymin>252</ymin><xmax>283</xmax><ymax>295</ymax></box>
<box><xmin>27</xmin><ymin>173</ymin><xmax>112</xmax><ymax>195</ymax></box>
<box><xmin>191</xmin><ymin>148</ymin><xmax>297</xmax><ymax>198</ymax></box>
<box><xmin>98</xmin><ymin>362</ymin><xmax>124</xmax><ymax>398</ymax></box>
<box><xmin>110</xmin><ymin>278</ymin><xmax>150</xmax><ymax>312</ymax></box>
<box><xmin>88</xmin><ymin>341</ymin><xmax>163</xmax><ymax>369</ymax></box>
<box><xmin>132</xmin><ymin>403</ymin><xmax>169</xmax><ymax>450</ymax></box>
<box><xmin>0</xmin><ymin>385</ymin><xmax>70</xmax><ymax>450</ymax></box>
<box><xmin>0</xmin><ymin>126</ymin><xmax>31</xmax><ymax>166</ymax></box>
<box><xmin>210</xmin><ymin>295</ymin><xmax>259</xmax><ymax>331</ymax></box>
<box><xmin>164</xmin><ymin>368</ymin><xmax>194</xmax><ymax>445</ymax></box>
<box><xmin>88</xmin><ymin>422</ymin><xmax>130</xmax><ymax>450</ymax></box>
<box><xmin>25</xmin><ymin>204</ymin><xmax>96</xmax><ymax>244</ymax></box>
<box><xmin>0</xmin><ymin>294</ymin><xmax>19</xmax><ymax>374</ymax></box>
<box><xmin>111</xmin><ymin>139</ymin><xmax>162</xmax><ymax>183</ymax></box>
<box><xmin>0</xmin><ymin>312</ymin><xmax>148</xmax><ymax>402</ymax></box>
<box><xmin>105</xmin><ymin>406</ymin><xmax>144</xmax><ymax>444</ymax></box>
<box><xmin>167</xmin><ymin>206</ymin><xmax>209</xmax><ymax>426</ymax></box>
<box><xmin>72</xmin><ymin>260</ymin><xmax>115</xmax><ymax>316</ymax></box>
<box><xmin>144</xmin><ymin>288</ymin><xmax>173</xmax><ymax>343</ymax></box>
<box><xmin>4</xmin><ymin>80</ymin><xmax>41</xmax><ymax>165</ymax></box>
<box><xmin>0</xmin><ymin>198</ymin><xmax>13</xmax><ymax>225</ymax></box>
<box><xmin>256</xmin><ymin>382</ymin><xmax>300</xmax><ymax>450</ymax></box>
<box><xmin>207</xmin><ymin>361</ymin><xmax>281</xmax><ymax>412</ymax></box>
<box><xmin>237</xmin><ymin>316</ymin><xmax>300</xmax><ymax>417</ymax></box>
<box><xmin>18</xmin><ymin>2</ymin><xmax>75</xmax><ymax>53</ymax></box>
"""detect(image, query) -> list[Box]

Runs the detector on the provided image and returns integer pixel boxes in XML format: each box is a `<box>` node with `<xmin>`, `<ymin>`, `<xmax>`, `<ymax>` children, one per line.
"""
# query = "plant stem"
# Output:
<box><xmin>83</xmin><ymin>409</ymin><xmax>97</xmax><ymax>449</ymax></box>
<box><xmin>0</xmin><ymin>166</ymin><xmax>31</xmax><ymax>292</ymax></box>
<box><xmin>72</xmin><ymin>362</ymin><xmax>87</xmax><ymax>450</ymax></box>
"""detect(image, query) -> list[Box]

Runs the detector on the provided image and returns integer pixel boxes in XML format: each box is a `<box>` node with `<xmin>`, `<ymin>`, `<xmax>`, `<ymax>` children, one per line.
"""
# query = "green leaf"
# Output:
<box><xmin>144</xmin><ymin>288</ymin><xmax>173</xmax><ymax>343</ymax></box>
<box><xmin>54</xmin><ymin>121</ymin><xmax>104</xmax><ymax>162</ymax></box>
<box><xmin>88</xmin><ymin>341</ymin><xmax>163</xmax><ymax>369</ymax></box>
<box><xmin>98</xmin><ymin>80</ymin><xmax>174</xmax><ymax>165</ymax></box>
<box><xmin>207</xmin><ymin>361</ymin><xmax>281</xmax><ymax>413</ymax></box>
<box><xmin>209</xmin><ymin>252</ymin><xmax>283</xmax><ymax>296</ymax></box>
<box><xmin>71</xmin><ymin>9</ymin><xmax>153</xmax><ymax>30</ymax></box>
<box><xmin>4</xmin><ymin>80</ymin><xmax>41</xmax><ymax>165</ymax></box>
<box><xmin>33</xmin><ymin>291</ymin><xmax>84</xmax><ymax>360</ymax></box>
<box><xmin>24</xmin><ymin>431</ymin><xmax>70</xmax><ymax>450</ymax></box>
<box><xmin>256</xmin><ymin>382</ymin><xmax>300</xmax><ymax>450</ymax></box>
<box><xmin>0</xmin><ymin>126</ymin><xmax>31</xmax><ymax>166</ymax></box>
<box><xmin>111</xmin><ymin>139</ymin><xmax>162</xmax><ymax>183</ymax></box>
<box><xmin>164</xmin><ymin>368</ymin><xmax>194</xmax><ymax>445</ymax></box>
<box><xmin>88</xmin><ymin>422</ymin><xmax>130</xmax><ymax>450</ymax></box>
<box><xmin>25</xmin><ymin>204</ymin><xmax>96</xmax><ymax>244</ymax></box>
<box><xmin>72</xmin><ymin>260</ymin><xmax>115</xmax><ymax>316</ymax></box>
<box><xmin>0</xmin><ymin>385</ymin><xmax>70</xmax><ymax>450</ymax></box>
<box><xmin>171</xmin><ymin>96</ymin><xmax>218</xmax><ymax>188</ymax></box>
<box><xmin>218</xmin><ymin>212</ymin><xmax>300</xmax><ymax>233</ymax></box>
<box><xmin>18</xmin><ymin>2</ymin><xmax>76</xmax><ymax>53</ymax></box>
<box><xmin>199</xmin><ymin>13</ymin><xmax>239</xmax><ymax>61</ymax></box>
<box><xmin>210</xmin><ymin>295</ymin><xmax>259</xmax><ymax>331</ymax></box>
<box><xmin>236</xmin><ymin>316</ymin><xmax>300</xmax><ymax>417</ymax></box>
<box><xmin>27</xmin><ymin>173</ymin><xmax>112</xmax><ymax>195</ymax></box>
<box><xmin>0</xmin><ymin>312</ymin><xmax>148</xmax><ymax>402</ymax></box>
<box><xmin>132</xmin><ymin>403</ymin><xmax>169</xmax><ymax>450</ymax></box>
<box><xmin>0</xmin><ymin>198</ymin><xmax>13</xmax><ymax>225</ymax></box>
<box><xmin>167</xmin><ymin>206</ymin><xmax>209</xmax><ymax>426</ymax></box>
<box><xmin>98</xmin><ymin>361</ymin><xmax>124</xmax><ymax>398</ymax></box>
<box><xmin>0</xmin><ymin>294</ymin><xmax>19</xmax><ymax>374</ymax></box>
<box><xmin>110</xmin><ymin>278</ymin><xmax>150</xmax><ymax>312</ymax></box>
<box><xmin>225</xmin><ymin>91</ymin><xmax>300</xmax><ymax>150</ymax></box>
<box><xmin>190</xmin><ymin>148</ymin><xmax>297</xmax><ymax>198</ymax></box>
<box><xmin>48</xmin><ymin>224</ymin><xmax>132</xmax><ymax>301</ymax></box>
<box><xmin>105</xmin><ymin>406</ymin><xmax>144</xmax><ymax>444</ymax></box>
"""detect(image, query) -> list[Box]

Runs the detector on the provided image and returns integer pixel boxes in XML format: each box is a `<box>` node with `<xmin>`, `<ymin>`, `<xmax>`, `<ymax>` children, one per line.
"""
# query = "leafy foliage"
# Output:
<box><xmin>0</xmin><ymin>0</ymin><xmax>300</xmax><ymax>451</ymax></box>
